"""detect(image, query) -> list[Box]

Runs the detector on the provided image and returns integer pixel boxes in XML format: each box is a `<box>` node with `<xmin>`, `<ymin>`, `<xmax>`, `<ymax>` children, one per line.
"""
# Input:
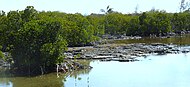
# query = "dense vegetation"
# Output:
<box><xmin>0</xmin><ymin>6</ymin><xmax>190</xmax><ymax>74</ymax></box>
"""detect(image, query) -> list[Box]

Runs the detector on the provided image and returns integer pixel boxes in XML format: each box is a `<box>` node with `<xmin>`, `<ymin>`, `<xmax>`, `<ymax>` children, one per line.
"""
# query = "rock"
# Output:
<box><xmin>154</xmin><ymin>49</ymin><xmax>166</xmax><ymax>55</ymax></box>
<box><xmin>57</xmin><ymin>60</ymin><xmax>92</xmax><ymax>73</ymax></box>
<box><xmin>112</xmin><ymin>58</ymin><xmax>138</xmax><ymax>62</ymax></box>
<box><xmin>64</xmin><ymin>53</ymin><xmax>73</xmax><ymax>58</ymax></box>
<box><xmin>64</xmin><ymin>43</ymin><xmax>190</xmax><ymax>62</ymax></box>
<box><xmin>151</xmin><ymin>43</ymin><xmax>165</xmax><ymax>46</ymax></box>
<box><xmin>100</xmin><ymin>58</ymin><xmax>112</xmax><ymax>61</ymax></box>
<box><xmin>171</xmin><ymin>48</ymin><xmax>180</xmax><ymax>52</ymax></box>
<box><xmin>182</xmin><ymin>49</ymin><xmax>190</xmax><ymax>53</ymax></box>
<box><xmin>93</xmin><ymin>55</ymin><xmax>115</xmax><ymax>59</ymax></box>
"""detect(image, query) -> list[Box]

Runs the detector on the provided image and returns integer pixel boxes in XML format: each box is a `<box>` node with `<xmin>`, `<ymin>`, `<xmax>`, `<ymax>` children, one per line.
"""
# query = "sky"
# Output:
<box><xmin>0</xmin><ymin>0</ymin><xmax>183</xmax><ymax>14</ymax></box>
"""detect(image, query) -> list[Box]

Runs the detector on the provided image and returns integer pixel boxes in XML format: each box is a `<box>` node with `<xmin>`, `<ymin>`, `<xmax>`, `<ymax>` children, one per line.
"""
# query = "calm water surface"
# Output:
<box><xmin>65</xmin><ymin>53</ymin><xmax>190</xmax><ymax>87</ymax></box>
<box><xmin>0</xmin><ymin>52</ymin><xmax>190</xmax><ymax>87</ymax></box>
<box><xmin>114</xmin><ymin>34</ymin><xmax>190</xmax><ymax>45</ymax></box>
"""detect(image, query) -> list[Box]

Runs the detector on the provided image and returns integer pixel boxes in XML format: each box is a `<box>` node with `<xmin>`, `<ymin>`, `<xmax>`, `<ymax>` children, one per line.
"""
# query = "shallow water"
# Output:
<box><xmin>114</xmin><ymin>34</ymin><xmax>190</xmax><ymax>45</ymax></box>
<box><xmin>64</xmin><ymin>53</ymin><xmax>190</xmax><ymax>87</ymax></box>
<box><xmin>0</xmin><ymin>53</ymin><xmax>190</xmax><ymax>87</ymax></box>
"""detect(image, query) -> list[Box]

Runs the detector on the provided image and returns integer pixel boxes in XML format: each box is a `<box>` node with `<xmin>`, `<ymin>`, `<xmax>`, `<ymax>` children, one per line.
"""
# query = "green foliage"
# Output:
<box><xmin>126</xmin><ymin>16</ymin><xmax>140</xmax><ymax>36</ymax></box>
<box><xmin>0</xmin><ymin>7</ymin><xmax>68</xmax><ymax>74</ymax></box>
<box><xmin>0</xmin><ymin>51</ymin><xmax>4</xmax><ymax>59</ymax></box>
<box><xmin>0</xmin><ymin>46</ymin><xmax>4</xmax><ymax>59</ymax></box>
<box><xmin>105</xmin><ymin>13</ymin><xmax>130</xmax><ymax>35</ymax></box>
<box><xmin>0</xmin><ymin>6</ymin><xmax>190</xmax><ymax>75</ymax></box>
<box><xmin>63</xmin><ymin>13</ymin><xmax>98</xmax><ymax>46</ymax></box>
<box><xmin>11</xmin><ymin>19</ymin><xmax>67</xmax><ymax>71</ymax></box>
<box><xmin>0</xmin><ymin>6</ymin><xmax>100</xmax><ymax>74</ymax></box>
<box><xmin>0</xmin><ymin>12</ymin><xmax>7</xmax><ymax>46</ymax></box>
<box><xmin>171</xmin><ymin>13</ymin><xmax>190</xmax><ymax>33</ymax></box>
<box><xmin>138</xmin><ymin>11</ymin><xmax>172</xmax><ymax>36</ymax></box>
<box><xmin>87</xmin><ymin>14</ymin><xmax>105</xmax><ymax>36</ymax></box>
<box><xmin>21</xmin><ymin>6</ymin><xmax>38</xmax><ymax>22</ymax></box>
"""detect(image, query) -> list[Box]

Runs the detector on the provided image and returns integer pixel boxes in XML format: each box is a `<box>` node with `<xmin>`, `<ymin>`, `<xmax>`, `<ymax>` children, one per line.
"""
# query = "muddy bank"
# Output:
<box><xmin>64</xmin><ymin>43</ymin><xmax>190</xmax><ymax>62</ymax></box>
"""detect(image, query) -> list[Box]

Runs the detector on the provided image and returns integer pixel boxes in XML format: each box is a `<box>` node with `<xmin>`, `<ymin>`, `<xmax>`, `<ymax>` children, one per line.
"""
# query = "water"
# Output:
<box><xmin>114</xmin><ymin>34</ymin><xmax>190</xmax><ymax>45</ymax></box>
<box><xmin>0</xmin><ymin>72</ymin><xmax>65</xmax><ymax>87</ymax></box>
<box><xmin>1</xmin><ymin>34</ymin><xmax>190</xmax><ymax>87</ymax></box>
<box><xmin>64</xmin><ymin>53</ymin><xmax>190</xmax><ymax>87</ymax></box>
<box><xmin>0</xmin><ymin>53</ymin><xmax>190</xmax><ymax>87</ymax></box>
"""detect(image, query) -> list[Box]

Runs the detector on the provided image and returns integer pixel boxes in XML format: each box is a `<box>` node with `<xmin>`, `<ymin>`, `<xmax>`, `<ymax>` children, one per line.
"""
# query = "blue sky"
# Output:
<box><xmin>0</xmin><ymin>0</ymin><xmax>182</xmax><ymax>14</ymax></box>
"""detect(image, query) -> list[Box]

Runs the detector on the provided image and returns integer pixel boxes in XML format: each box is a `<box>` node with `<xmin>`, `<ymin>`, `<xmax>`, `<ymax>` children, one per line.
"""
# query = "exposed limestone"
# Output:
<box><xmin>56</xmin><ymin>60</ymin><xmax>92</xmax><ymax>73</ymax></box>
<box><xmin>64</xmin><ymin>43</ymin><xmax>190</xmax><ymax>62</ymax></box>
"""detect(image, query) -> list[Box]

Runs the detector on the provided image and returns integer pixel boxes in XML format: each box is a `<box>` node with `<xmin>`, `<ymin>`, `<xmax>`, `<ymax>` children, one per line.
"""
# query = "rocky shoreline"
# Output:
<box><xmin>65</xmin><ymin>43</ymin><xmax>190</xmax><ymax>62</ymax></box>
<box><xmin>1</xmin><ymin>43</ymin><xmax>190</xmax><ymax>74</ymax></box>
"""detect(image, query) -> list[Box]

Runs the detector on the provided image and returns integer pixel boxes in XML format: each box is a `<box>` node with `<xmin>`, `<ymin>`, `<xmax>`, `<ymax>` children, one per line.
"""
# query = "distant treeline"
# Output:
<box><xmin>0</xmin><ymin>6</ymin><xmax>190</xmax><ymax>75</ymax></box>
<box><xmin>90</xmin><ymin>10</ymin><xmax>190</xmax><ymax>36</ymax></box>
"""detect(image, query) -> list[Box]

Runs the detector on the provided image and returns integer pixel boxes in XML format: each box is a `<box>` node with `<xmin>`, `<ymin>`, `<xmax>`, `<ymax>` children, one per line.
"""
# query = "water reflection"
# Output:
<box><xmin>63</xmin><ymin>68</ymin><xmax>91</xmax><ymax>87</ymax></box>
<box><xmin>0</xmin><ymin>79</ymin><xmax>12</xmax><ymax>87</ymax></box>
<box><xmin>64</xmin><ymin>53</ymin><xmax>190</xmax><ymax>87</ymax></box>
<box><xmin>0</xmin><ymin>73</ymin><xmax>65</xmax><ymax>87</ymax></box>
<box><xmin>0</xmin><ymin>64</ymin><xmax>92</xmax><ymax>87</ymax></box>
<box><xmin>1</xmin><ymin>53</ymin><xmax>190</xmax><ymax>87</ymax></box>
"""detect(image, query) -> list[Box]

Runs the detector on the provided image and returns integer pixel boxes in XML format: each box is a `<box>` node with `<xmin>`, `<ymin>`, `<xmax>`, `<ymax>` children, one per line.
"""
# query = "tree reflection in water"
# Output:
<box><xmin>0</xmin><ymin>60</ymin><xmax>92</xmax><ymax>87</ymax></box>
